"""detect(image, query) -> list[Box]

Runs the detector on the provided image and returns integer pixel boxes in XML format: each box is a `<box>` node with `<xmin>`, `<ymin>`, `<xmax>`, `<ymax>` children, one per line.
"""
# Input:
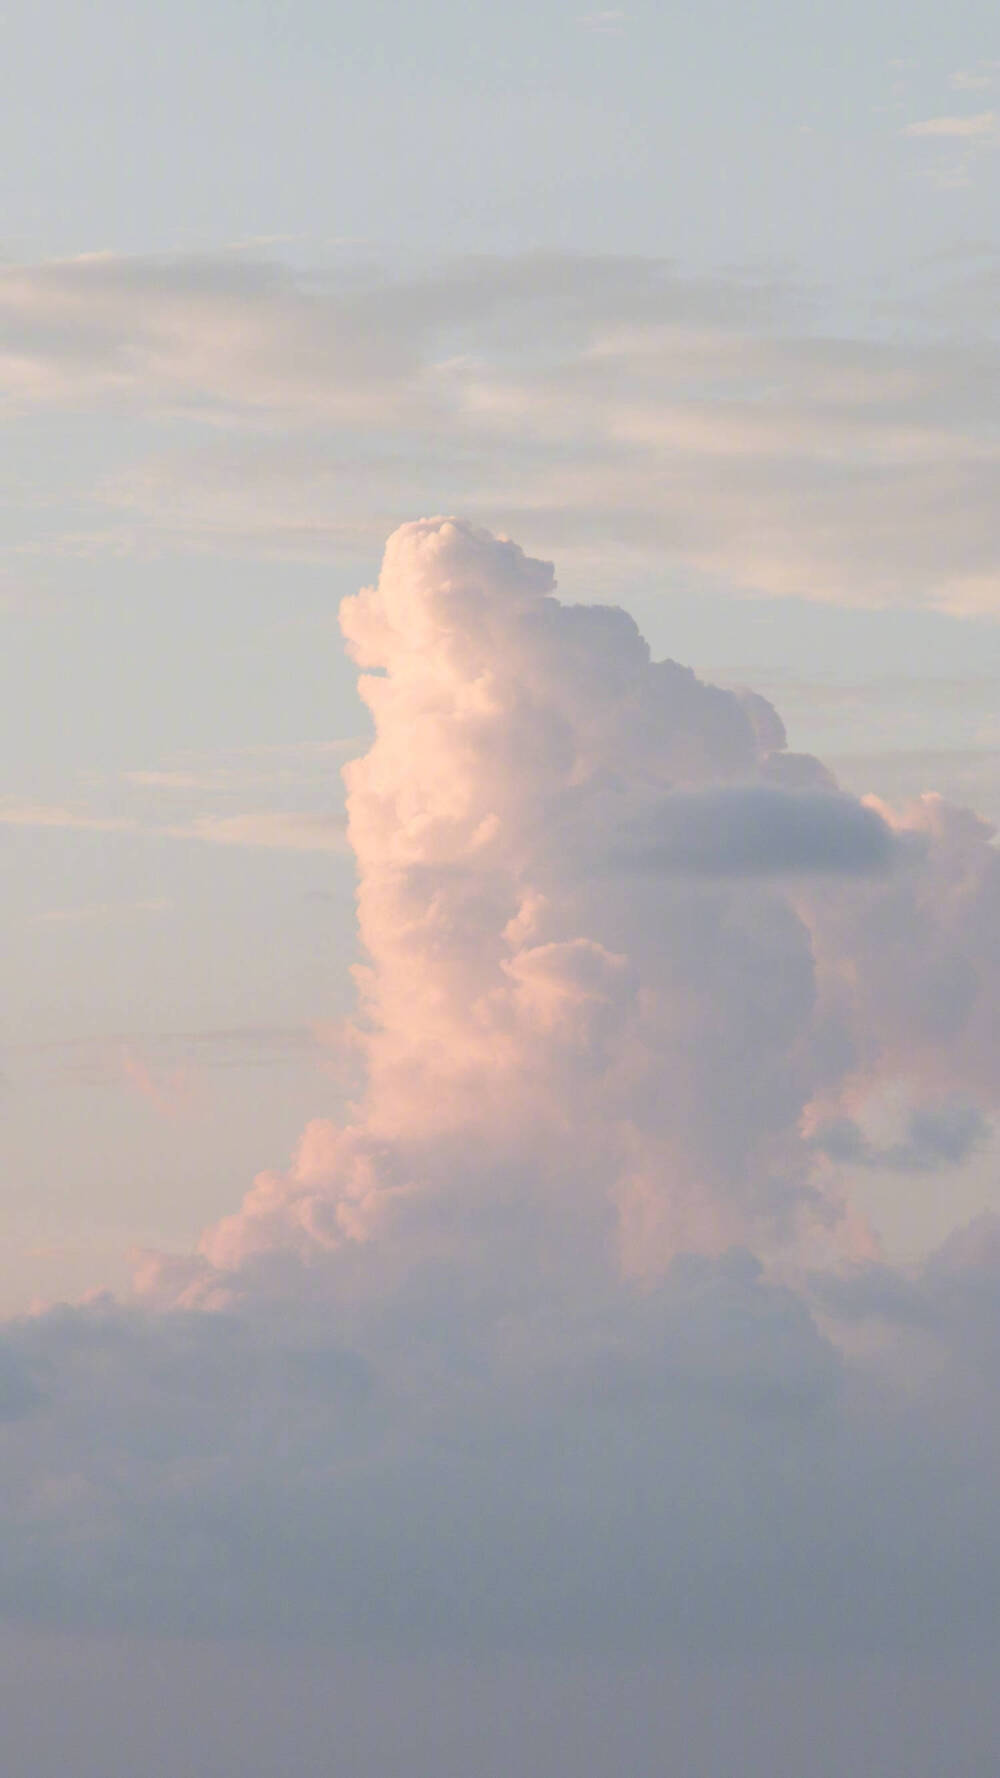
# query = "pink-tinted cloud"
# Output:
<box><xmin>119</xmin><ymin>1049</ymin><xmax>197</xmax><ymax>1119</ymax></box>
<box><xmin>124</xmin><ymin>519</ymin><xmax>998</xmax><ymax>1303</ymax></box>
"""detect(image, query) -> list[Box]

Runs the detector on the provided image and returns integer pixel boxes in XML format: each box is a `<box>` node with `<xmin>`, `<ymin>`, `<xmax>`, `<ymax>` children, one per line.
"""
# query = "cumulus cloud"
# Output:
<box><xmin>160</xmin><ymin>520</ymin><xmax>997</xmax><ymax>1288</ymax></box>
<box><xmin>4</xmin><ymin>520</ymin><xmax>1000</xmax><ymax>1652</ymax></box>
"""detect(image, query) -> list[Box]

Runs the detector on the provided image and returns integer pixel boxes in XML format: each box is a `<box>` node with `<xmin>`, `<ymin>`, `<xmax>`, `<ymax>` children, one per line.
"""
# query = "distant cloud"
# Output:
<box><xmin>905</xmin><ymin>110</ymin><xmax>999</xmax><ymax>139</ymax></box>
<box><xmin>950</xmin><ymin>62</ymin><xmax>1000</xmax><ymax>92</ymax></box>
<box><xmin>119</xmin><ymin>1048</ymin><xmax>196</xmax><ymax>1118</ymax></box>
<box><xmin>36</xmin><ymin>898</ymin><xmax>171</xmax><ymax>925</ymax></box>
<box><xmin>2</xmin><ymin>250</ymin><xmax>999</xmax><ymax>614</ymax></box>
<box><xmin>187</xmin><ymin>810</ymin><xmax>347</xmax><ymax>851</ymax></box>
<box><xmin>0</xmin><ymin>800</ymin><xmax>346</xmax><ymax>852</ymax></box>
<box><xmin>26</xmin><ymin>1024</ymin><xmax>323</xmax><ymax>1084</ymax></box>
<box><xmin>0</xmin><ymin>803</ymin><xmax>135</xmax><ymax>834</ymax></box>
<box><xmin>578</xmin><ymin>9</ymin><xmax>627</xmax><ymax>31</ymax></box>
<box><xmin>900</xmin><ymin>103</ymin><xmax>1000</xmax><ymax>192</ymax></box>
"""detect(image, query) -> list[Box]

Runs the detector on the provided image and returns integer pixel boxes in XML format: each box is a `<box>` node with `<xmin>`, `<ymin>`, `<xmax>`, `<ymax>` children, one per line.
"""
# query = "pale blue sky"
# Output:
<box><xmin>3</xmin><ymin>0</ymin><xmax>999</xmax><ymax>272</ymax></box>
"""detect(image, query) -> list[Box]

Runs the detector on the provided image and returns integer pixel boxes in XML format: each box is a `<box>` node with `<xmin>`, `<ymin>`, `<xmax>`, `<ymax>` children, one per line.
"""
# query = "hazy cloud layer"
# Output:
<box><xmin>3</xmin><ymin>521</ymin><xmax>1000</xmax><ymax>1653</ymax></box>
<box><xmin>3</xmin><ymin>251</ymin><xmax>999</xmax><ymax>613</ymax></box>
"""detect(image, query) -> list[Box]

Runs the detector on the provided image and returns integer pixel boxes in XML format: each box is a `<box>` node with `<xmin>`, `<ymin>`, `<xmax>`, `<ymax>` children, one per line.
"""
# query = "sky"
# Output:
<box><xmin>2</xmin><ymin>2</ymin><xmax>1000</xmax><ymax>1772</ymax></box>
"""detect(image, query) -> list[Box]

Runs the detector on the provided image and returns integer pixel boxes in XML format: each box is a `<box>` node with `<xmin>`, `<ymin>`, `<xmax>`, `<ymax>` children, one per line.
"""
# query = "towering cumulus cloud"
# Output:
<box><xmin>157</xmin><ymin>518</ymin><xmax>992</xmax><ymax>1295</ymax></box>
<box><xmin>4</xmin><ymin>519</ymin><xmax>1000</xmax><ymax>1650</ymax></box>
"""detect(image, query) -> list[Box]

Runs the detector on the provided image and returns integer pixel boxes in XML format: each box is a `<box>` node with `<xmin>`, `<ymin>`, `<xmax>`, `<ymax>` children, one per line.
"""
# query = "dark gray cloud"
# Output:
<box><xmin>617</xmin><ymin>786</ymin><xmax>897</xmax><ymax>877</ymax></box>
<box><xmin>813</xmin><ymin>1101</ymin><xmax>990</xmax><ymax>1171</ymax></box>
<box><xmin>0</xmin><ymin>1345</ymin><xmax>44</xmax><ymax>1424</ymax></box>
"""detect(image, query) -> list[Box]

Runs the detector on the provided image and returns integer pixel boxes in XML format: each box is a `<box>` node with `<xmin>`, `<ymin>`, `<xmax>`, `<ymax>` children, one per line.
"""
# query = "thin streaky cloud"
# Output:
<box><xmin>951</xmin><ymin>62</ymin><xmax>1000</xmax><ymax>91</ymax></box>
<box><xmin>904</xmin><ymin>110</ymin><xmax>1000</xmax><ymax>139</ymax></box>
<box><xmin>0</xmin><ymin>804</ymin><xmax>136</xmax><ymax>834</ymax></box>
<box><xmin>578</xmin><ymin>10</ymin><xmax>627</xmax><ymax>32</ymax></box>
<box><xmin>35</xmin><ymin>899</ymin><xmax>172</xmax><ymax>925</ymax></box>
<box><xmin>3</xmin><ymin>250</ymin><xmax>1000</xmax><ymax>614</ymax></box>
<box><xmin>0</xmin><ymin>801</ymin><xmax>347</xmax><ymax>852</ymax></box>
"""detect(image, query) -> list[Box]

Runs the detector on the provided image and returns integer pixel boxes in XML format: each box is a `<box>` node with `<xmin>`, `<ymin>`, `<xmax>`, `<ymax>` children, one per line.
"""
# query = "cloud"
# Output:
<box><xmin>118</xmin><ymin>1050</ymin><xmax>197</xmax><ymax>1118</ymax></box>
<box><xmin>6</xmin><ymin>1233</ymin><xmax>1000</xmax><ymax>1655</ymax></box>
<box><xmin>34</xmin><ymin>899</ymin><xmax>171</xmax><ymax>926</ymax></box>
<box><xmin>0</xmin><ymin>803</ymin><xmax>136</xmax><ymax>835</ymax></box>
<box><xmin>614</xmin><ymin>785</ymin><xmax>896</xmax><ymax>877</ymax></box>
<box><xmin>0</xmin><ymin>1348</ymin><xmax>44</xmax><ymax>1424</ymax></box>
<box><xmin>4</xmin><ymin>250</ymin><xmax>1000</xmax><ymax>613</ymax></box>
<box><xmin>578</xmin><ymin>9</ymin><xmax>627</xmax><ymax>31</ymax></box>
<box><xmin>169</xmin><ymin>521</ymin><xmax>998</xmax><ymax>1287</ymax></box>
<box><xmin>186</xmin><ymin>811</ymin><xmax>347</xmax><ymax>851</ymax></box>
<box><xmin>902</xmin><ymin>107</ymin><xmax>1000</xmax><ymax>192</ymax></box>
<box><xmin>812</xmin><ymin>1100</ymin><xmax>990</xmax><ymax>1171</ymax></box>
<box><xmin>951</xmin><ymin>63</ymin><xmax>1000</xmax><ymax>92</ymax></box>
<box><xmin>905</xmin><ymin>111</ymin><xmax>1000</xmax><ymax>139</ymax></box>
<box><xmin>16</xmin><ymin>1024</ymin><xmax>324</xmax><ymax>1091</ymax></box>
<box><xmin>0</xmin><ymin>800</ymin><xmax>346</xmax><ymax>852</ymax></box>
<box><xmin>4</xmin><ymin>520</ymin><xmax>1000</xmax><ymax>1654</ymax></box>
